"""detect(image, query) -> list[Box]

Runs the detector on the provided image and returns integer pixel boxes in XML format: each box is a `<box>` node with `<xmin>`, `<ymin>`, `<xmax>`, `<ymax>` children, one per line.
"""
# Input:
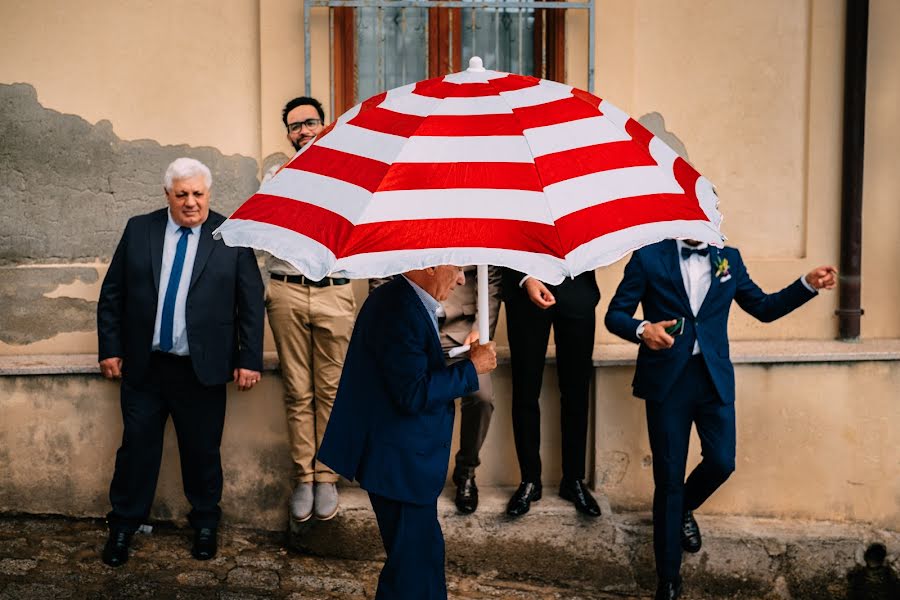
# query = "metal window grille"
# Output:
<box><xmin>303</xmin><ymin>0</ymin><xmax>595</xmax><ymax>118</ymax></box>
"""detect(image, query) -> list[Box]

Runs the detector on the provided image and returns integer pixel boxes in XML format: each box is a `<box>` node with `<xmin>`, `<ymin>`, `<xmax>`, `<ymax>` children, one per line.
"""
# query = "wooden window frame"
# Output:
<box><xmin>332</xmin><ymin>2</ymin><xmax>565</xmax><ymax>115</ymax></box>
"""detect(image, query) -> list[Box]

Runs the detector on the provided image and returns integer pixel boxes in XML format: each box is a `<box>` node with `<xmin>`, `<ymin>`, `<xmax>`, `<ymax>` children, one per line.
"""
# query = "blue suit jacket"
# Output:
<box><xmin>605</xmin><ymin>240</ymin><xmax>816</xmax><ymax>404</ymax></box>
<box><xmin>318</xmin><ymin>277</ymin><xmax>479</xmax><ymax>505</ymax></box>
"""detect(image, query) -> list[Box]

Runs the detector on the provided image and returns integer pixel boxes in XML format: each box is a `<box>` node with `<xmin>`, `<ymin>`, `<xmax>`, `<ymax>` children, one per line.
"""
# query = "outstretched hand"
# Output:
<box><xmin>805</xmin><ymin>266</ymin><xmax>838</xmax><ymax>290</ymax></box>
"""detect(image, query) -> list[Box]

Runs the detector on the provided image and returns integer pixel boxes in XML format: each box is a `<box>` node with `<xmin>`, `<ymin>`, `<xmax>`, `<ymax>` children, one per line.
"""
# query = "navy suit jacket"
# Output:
<box><xmin>318</xmin><ymin>277</ymin><xmax>479</xmax><ymax>505</ymax></box>
<box><xmin>605</xmin><ymin>240</ymin><xmax>816</xmax><ymax>404</ymax></box>
<box><xmin>97</xmin><ymin>209</ymin><xmax>264</xmax><ymax>387</ymax></box>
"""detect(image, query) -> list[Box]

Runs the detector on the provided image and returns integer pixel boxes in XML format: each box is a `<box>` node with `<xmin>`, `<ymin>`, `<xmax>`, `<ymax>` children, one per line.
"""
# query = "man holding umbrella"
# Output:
<box><xmin>605</xmin><ymin>238</ymin><xmax>836</xmax><ymax>600</ymax></box>
<box><xmin>319</xmin><ymin>266</ymin><xmax>497</xmax><ymax>600</ymax></box>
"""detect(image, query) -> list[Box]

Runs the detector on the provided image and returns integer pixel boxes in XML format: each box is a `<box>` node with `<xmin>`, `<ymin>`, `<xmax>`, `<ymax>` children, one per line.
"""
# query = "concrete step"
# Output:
<box><xmin>288</xmin><ymin>486</ymin><xmax>900</xmax><ymax>600</ymax></box>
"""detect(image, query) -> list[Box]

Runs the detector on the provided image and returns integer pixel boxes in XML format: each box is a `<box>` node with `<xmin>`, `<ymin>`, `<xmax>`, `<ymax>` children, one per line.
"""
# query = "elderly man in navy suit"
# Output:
<box><xmin>319</xmin><ymin>266</ymin><xmax>497</xmax><ymax>600</ymax></box>
<box><xmin>605</xmin><ymin>238</ymin><xmax>835</xmax><ymax>600</ymax></box>
<box><xmin>97</xmin><ymin>158</ymin><xmax>264</xmax><ymax>567</ymax></box>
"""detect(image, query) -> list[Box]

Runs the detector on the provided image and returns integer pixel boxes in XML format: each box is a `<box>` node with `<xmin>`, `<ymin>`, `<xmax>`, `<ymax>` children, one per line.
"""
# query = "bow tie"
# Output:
<box><xmin>681</xmin><ymin>246</ymin><xmax>709</xmax><ymax>260</ymax></box>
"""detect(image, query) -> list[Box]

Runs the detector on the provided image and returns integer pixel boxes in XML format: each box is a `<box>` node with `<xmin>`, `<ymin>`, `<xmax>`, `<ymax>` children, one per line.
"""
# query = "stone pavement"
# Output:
<box><xmin>0</xmin><ymin>514</ymin><xmax>662</xmax><ymax>600</ymax></box>
<box><xmin>1</xmin><ymin>503</ymin><xmax>898</xmax><ymax>599</ymax></box>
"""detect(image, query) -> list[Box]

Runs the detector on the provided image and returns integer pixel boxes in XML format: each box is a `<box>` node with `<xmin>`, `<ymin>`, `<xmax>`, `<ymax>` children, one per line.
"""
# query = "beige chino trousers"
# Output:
<box><xmin>266</xmin><ymin>279</ymin><xmax>356</xmax><ymax>484</ymax></box>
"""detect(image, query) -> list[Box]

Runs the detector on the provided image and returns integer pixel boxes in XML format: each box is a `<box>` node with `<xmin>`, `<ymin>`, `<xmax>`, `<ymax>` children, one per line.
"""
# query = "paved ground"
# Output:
<box><xmin>0</xmin><ymin>515</ymin><xmax>672</xmax><ymax>600</ymax></box>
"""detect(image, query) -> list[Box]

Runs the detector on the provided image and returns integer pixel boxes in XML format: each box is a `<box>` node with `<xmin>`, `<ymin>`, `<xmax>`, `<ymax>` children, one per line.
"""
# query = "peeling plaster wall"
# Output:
<box><xmin>0</xmin><ymin>83</ymin><xmax>259</xmax><ymax>266</ymax></box>
<box><xmin>0</xmin><ymin>83</ymin><xmax>260</xmax><ymax>347</ymax></box>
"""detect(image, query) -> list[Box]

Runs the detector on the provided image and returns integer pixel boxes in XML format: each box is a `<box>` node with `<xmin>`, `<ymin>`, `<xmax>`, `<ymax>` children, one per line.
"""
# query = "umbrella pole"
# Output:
<box><xmin>477</xmin><ymin>265</ymin><xmax>490</xmax><ymax>343</ymax></box>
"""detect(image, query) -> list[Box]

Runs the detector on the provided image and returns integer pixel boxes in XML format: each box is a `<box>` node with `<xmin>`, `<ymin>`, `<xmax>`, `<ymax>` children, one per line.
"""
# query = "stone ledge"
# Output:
<box><xmin>287</xmin><ymin>486</ymin><xmax>900</xmax><ymax>600</ymax></box>
<box><xmin>2</xmin><ymin>338</ymin><xmax>899</xmax><ymax>376</ymax></box>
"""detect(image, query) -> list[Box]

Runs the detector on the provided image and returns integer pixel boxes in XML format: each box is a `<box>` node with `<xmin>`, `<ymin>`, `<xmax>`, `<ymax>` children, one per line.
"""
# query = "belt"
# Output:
<box><xmin>271</xmin><ymin>273</ymin><xmax>350</xmax><ymax>287</ymax></box>
<box><xmin>150</xmin><ymin>350</ymin><xmax>192</xmax><ymax>364</ymax></box>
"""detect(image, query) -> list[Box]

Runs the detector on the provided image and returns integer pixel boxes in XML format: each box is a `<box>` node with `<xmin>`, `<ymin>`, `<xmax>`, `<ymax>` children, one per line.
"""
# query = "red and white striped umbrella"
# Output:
<box><xmin>214</xmin><ymin>57</ymin><xmax>723</xmax><ymax>286</ymax></box>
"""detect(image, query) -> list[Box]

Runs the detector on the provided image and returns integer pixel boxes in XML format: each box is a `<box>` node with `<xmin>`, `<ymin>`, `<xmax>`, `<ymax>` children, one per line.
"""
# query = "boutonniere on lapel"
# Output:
<box><xmin>715</xmin><ymin>256</ymin><xmax>731</xmax><ymax>283</ymax></box>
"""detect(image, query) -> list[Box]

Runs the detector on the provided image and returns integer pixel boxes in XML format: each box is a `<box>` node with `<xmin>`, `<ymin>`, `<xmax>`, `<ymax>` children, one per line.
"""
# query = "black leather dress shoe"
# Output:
<box><xmin>101</xmin><ymin>529</ymin><xmax>132</xmax><ymax>567</ymax></box>
<box><xmin>655</xmin><ymin>578</ymin><xmax>682</xmax><ymax>600</ymax></box>
<box><xmin>454</xmin><ymin>476</ymin><xmax>479</xmax><ymax>514</ymax></box>
<box><xmin>681</xmin><ymin>510</ymin><xmax>702</xmax><ymax>553</ymax></box>
<box><xmin>559</xmin><ymin>478</ymin><xmax>602</xmax><ymax>517</ymax></box>
<box><xmin>191</xmin><ymin>527</ymin><xmax>218</xmax><ymax>561</ymax></box>
<box><xmin>506</xmin><ymin>482</ymin><xmax>542</xmax><ymax>517</ymax></box>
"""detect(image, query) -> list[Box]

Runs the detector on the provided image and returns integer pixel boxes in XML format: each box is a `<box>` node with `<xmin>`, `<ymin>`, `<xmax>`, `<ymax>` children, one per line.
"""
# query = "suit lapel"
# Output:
<box><xmin>188</xmin><ymin>219</ymin><xmax>216</xmax><ymax>292</ymax></box>
<box><xmin>662</xmin><ymin>240</ymin><xmax>693</xmax><ymax>316</ymax></box>
<box><xmin>149</xmin><ymin>210</ymin><xmax>167</xmax><ymax>292</ymax></box>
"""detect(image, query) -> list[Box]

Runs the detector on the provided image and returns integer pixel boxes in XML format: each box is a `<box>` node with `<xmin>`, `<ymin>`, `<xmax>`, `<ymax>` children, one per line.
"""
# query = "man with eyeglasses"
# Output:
<box><xmin>263</xmin><ymin>97</ymin><xmax>356</xmax><ymax>524</ymax></box>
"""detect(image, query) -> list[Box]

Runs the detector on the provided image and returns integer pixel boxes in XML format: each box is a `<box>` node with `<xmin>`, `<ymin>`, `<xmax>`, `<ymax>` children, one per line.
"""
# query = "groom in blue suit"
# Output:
<box><xmin>318</xmin><ymin>266</ymin><xmax>497</xmax><ymax>600</ymax></box>
<box><xmin>605</xmin><ymin>239</ymin><xmax>835</xmax><ymax>600</ymax></box>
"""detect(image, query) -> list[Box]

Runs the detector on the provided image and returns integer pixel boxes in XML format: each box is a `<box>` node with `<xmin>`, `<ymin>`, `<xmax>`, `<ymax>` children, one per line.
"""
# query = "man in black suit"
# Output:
<box><xmin>501</xmin><ymin>268</ymin><xmax>602</xmax><ymax>517</ymax></box>
<box><xmin>97</xmin><ymin>157</ymin><xmax>264</xmax><ymax>567</ymax></box>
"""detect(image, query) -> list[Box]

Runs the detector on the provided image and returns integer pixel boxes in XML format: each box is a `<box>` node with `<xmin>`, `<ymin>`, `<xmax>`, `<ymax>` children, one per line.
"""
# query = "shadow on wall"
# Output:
<box><xmin>0</xmin><ymin>83</ymin><xmax>262</xmax><ymax>345</ymax></box>
<box><xmin>637</xmin><ymin>112</ymin><xmax>689</xmax><ymax>161</ymax></box>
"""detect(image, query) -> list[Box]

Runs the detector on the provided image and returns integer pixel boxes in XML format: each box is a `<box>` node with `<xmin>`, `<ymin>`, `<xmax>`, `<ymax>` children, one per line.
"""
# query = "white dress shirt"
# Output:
<box><xmin>152</xmin><ymin>210</ymin><xmax>202</xmax><ymax>355</ymax></box>
<box><xmin>402</xmin><ymin>275</ymin><xmax>443</xmax><ymax>336</ymax></box>
<box><xmin>677</xmin><ymin>240</ymin><xmax>712</xmax><ymax>355</ymax></box>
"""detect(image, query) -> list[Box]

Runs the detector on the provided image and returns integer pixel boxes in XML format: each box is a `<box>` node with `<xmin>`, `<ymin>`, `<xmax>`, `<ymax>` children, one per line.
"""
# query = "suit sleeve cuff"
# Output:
<box><xmin>463</xmin><ymin>359</ymin><xmax>480</xmax><ymax>394</ymax></box>
<box><xmin>518</xmin><ymin>275</ymin><xmax>532</xmax><ymax>288</ymax></box>
<box><xmin>798</xmin><ymin>276</ymin><xmax>818</xmax><ymax>294</ymax></box>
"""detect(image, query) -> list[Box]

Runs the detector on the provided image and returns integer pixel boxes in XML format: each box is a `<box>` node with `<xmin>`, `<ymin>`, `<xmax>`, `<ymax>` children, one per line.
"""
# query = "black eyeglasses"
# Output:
<box><xmin>287</xmin><ymin>119</ymin><xmax>323</xmax><ymax>133</ymax></box>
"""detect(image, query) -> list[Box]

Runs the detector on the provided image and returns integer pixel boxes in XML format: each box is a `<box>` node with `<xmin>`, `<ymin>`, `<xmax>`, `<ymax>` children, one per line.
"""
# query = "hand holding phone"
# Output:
<box><xmin>664</xmin><ymin>317</ymin><xmax>685</xmax><ymax>336</ymax></box>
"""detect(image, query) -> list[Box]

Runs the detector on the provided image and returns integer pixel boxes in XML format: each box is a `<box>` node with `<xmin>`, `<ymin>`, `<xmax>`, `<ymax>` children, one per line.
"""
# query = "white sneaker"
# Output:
<box><xmin>290</xmin><ymin>482</ymin><xmax>314</xmax><ymax>522</ymax></box>
<box><xmin>314</xmin><ymin>482</ymin><xmax>339</xmax><ymax>521</ymax></box>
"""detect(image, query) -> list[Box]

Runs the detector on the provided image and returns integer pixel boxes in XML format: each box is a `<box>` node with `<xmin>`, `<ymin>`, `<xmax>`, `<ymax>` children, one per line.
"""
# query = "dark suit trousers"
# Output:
<box><xmin>368</xmin><ymin>492</ymin><xmax>446</xmax><ymax>600</ymax></box>
<box><xmin>107</xmin><ymin>352</ymin><xmax>227</xmax><ymax>532</ymax></box>
<box><xmin>505</xmin><ymin>293</ymin><xmax>595</xmax><ymax>484</ymax></box>
<box><xmin>451</xmin><ymin>368</ymin><xmax>494</xmax><ymax>482</ymax></box>
<box><xmin>645</xmin><ymin>355</ymin><xmax>736</xmax><ymax>580</ymax></box>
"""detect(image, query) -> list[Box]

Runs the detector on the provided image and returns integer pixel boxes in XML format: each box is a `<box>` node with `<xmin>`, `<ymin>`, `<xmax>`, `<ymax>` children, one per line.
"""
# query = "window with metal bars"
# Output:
<box><xmin>305</xmin><ymin>0</ymin><xmax>581</xmax><ymax>116</ymax></box>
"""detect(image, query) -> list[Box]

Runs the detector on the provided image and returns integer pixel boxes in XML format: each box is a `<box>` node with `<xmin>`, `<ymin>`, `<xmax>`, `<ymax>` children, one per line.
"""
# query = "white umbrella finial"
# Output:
<box><xmin>467</xmin><ymin>56</ymin><xmax>485</xmax><ymax>72</ymax></box>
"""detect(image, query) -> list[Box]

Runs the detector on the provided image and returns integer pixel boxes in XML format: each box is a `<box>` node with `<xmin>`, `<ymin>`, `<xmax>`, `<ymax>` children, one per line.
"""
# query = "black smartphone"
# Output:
<box><xmin>665</xmin><ymin>317</ymin><xmax>685</xmax><ymax>336</ymax></box>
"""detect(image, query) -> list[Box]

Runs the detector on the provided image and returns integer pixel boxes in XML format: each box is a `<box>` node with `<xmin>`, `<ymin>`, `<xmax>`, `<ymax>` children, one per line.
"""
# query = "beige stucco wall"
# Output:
<box><xmin>0</xmin><ymin>0</ymin><xmax>262</xmax><ymax>159</ymax></box>
<box><xmin>595</xmin><ymin>360</ymin><xmax>900</xmax><ymax>529</ymax></box>
<box><xmin>1</xmin><ymin>360</ymin><xmax>896</xmax><ymax>530</ymax></box>
<box><xmin>862</xmin><ymin>0</ymin><xmax>900</xmax><ymax>339</ymax></box>
<box><xmin>0</xmin><ymin>0</ymin><xmax>897</xmax><ymax>531</ymax></box>
<box><xmin>1</xmin><ymin>0</ymin><xmax>897</xmax><ymax>352</ymax></box>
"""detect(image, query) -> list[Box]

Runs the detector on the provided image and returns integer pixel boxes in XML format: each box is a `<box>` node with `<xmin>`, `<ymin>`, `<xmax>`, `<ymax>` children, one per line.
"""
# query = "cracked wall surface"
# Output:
<box><xmin>0</xmin><ymin>267</ymin><xmax>98</xmax><ymax>345</ymax></box>
<box><xmin>0</xmin><ymin>83</ymin><xmax>261</xmax><ymax>345</ymax></box>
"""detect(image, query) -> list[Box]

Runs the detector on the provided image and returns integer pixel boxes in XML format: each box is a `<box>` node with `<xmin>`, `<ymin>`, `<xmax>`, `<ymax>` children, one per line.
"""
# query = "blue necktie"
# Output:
<box><xmin>681</xmin><ymin>246</ymin><xmax>709</xmax><ymax>260</ymax></box>
<box><xmin>159</xmin><ymin>226</ymin><xmax>192</xmax><ymax>352</ymax></box>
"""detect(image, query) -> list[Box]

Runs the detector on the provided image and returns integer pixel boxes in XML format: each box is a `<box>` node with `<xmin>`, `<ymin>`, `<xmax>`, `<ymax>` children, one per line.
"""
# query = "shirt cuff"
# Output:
<box><xmin>799</xmin><ymin>275</ymin><xmax>817</xmax><ymax>293</ymax></box>
<box><xmin>636</xmin><ymin>320</ymin><xmax>650</xmax><ymax>339</ymax></box>
<box><xmin>518</xmin><ymin>275</ymin><xmax>532</xmax><ymax>288</ymax></box>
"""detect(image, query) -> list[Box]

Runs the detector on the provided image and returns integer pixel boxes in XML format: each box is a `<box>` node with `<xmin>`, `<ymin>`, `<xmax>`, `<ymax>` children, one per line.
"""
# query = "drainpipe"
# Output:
<box><xmin>836</xmin><ymin>0</ymin><xmax>868</xmax><ymax>341</ymax></box>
